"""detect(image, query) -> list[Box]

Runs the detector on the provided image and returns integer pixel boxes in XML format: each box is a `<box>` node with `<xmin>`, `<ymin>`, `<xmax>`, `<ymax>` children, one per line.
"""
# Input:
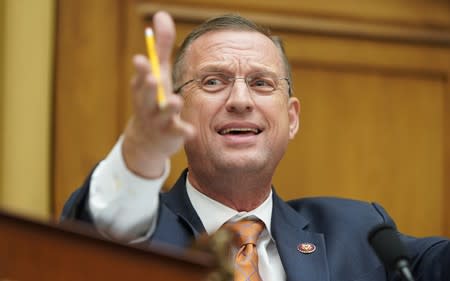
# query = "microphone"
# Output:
<box><xmin>368</xmin><ymin>224</ymin><xmax>415</xmax><ymax>281</ymax></box>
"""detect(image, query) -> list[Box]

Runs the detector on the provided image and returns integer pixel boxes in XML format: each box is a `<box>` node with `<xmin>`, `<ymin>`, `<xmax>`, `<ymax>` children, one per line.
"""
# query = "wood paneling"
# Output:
<box><xmin>0</xmin><ymin>0</ymin><xmax>5</xmax><ymax>205</ymax></box>
<box><xmin>445</xmin><ymin>76</ymin><xmax>450</xmax><ymax>236</ymax></box>
<box><xmin>137</xmin><ymin>0</ymin><xmax>450</xmax><ymax>28</ymax></box>
<box><xmin>54</xmin><ymin>0</ymin><xmax>450</xmax><ymax>238</ymax></box>
<box><xmin>53</xmin><ymin>0</ymin><xmax>125</xmax><ymax>216</ymax></box>
<box><xmin>0</xmin><ymin>211</ymin><xmax>213</xmax><ymax>280</ymax></box>
<box><xmin>0</xmin><ymin>0</ymin><xmax>54</xmax><ymax>219</ymax></box>
<box><xmin>277</xmin><ymin>67</ymin><xmax>445</xmax><ymax>236</ymax></box>
<box><xmin>137</xmin><ymin>2</ymin><xmax>450</xmax><ymax>46</ymax></box>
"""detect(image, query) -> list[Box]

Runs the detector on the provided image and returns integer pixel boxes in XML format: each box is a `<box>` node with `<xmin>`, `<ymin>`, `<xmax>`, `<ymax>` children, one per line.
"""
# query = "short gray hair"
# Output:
<box><xmin>172</xmin><ymin>14</ymin><xmax>292</xmax><ymax>96</ymax></box>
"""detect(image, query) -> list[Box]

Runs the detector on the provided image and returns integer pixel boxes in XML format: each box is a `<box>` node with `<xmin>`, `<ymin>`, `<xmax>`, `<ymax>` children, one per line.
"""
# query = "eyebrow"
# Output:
<box><xmin>195</xmin><ymin>65</ymin><xmax>278</xmax><ymax>76</ymax></box>
<box><xmin>196</xmin><ymin>65</ymin><xmax>278</xmax><ymax>77</ymax></box>
<box><xmin>196</xmin><ymin>65</ymin><xmax>233</xmax><ymax>75</ymax></box>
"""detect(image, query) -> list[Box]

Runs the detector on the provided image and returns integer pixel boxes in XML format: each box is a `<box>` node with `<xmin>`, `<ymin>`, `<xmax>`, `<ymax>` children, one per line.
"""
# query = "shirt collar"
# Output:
<box><xmin>185</xmin><ymin>176</ymin><xmax>273</xmax><ymax>236</ymax></box>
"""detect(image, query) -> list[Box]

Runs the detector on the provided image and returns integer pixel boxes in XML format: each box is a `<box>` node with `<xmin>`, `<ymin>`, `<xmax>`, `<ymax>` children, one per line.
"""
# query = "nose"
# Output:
<box><xmin>224</xmin><ymin>78</ymin><xmax>254</xmax><ymax>113</ymax></box>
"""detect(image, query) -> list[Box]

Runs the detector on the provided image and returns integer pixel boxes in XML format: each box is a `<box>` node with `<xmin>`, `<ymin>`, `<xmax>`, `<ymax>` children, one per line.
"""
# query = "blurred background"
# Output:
<box><xmin>0</xmin><ymin>0</ymin><xmax>449</xmax><ymax>238</ymax></box>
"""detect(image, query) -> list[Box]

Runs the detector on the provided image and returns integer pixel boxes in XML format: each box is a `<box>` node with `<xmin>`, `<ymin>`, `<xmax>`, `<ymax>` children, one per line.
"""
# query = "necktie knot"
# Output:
<box><xmin>222</xmin><ymin>219</ymin><xmax>265</xmax><ymax>281</ymax></box>
<box><xmin>223</xmin><ymin>219</ymin><xmax>265</xmax><ymax>248</ymax></box>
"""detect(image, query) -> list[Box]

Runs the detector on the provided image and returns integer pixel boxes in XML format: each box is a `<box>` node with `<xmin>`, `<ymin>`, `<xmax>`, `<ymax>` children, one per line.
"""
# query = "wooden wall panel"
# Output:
<box><xmin>137</xmin><ymin>0</ymin><xmax>450</xmax><ymax>27</ymax></box>
<box><xmin>53</xmin><ymin>0</ymin><xmax>125</xmax><ymax>216</ymax></box>
<box><xmin>276</xmin><ymin>67</ymin><xmax>445</xmax><ymax>236</ymax></box>
<box><xmin>54</xmin><ymin>0</ymin><xmax>450</xmax><ymax>239</ymax></box>
<box><xmin>445</xmin><ymin>77</ymin><xmax>450</xmax><ymax>237</ymax></box>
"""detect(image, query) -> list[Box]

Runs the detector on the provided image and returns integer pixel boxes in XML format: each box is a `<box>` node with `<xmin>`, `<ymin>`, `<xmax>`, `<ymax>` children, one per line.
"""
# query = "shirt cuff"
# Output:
<box><xmin>88</xmin><ymin>136</ymin><xmax>170</xmax><ymax>241</ymax></box>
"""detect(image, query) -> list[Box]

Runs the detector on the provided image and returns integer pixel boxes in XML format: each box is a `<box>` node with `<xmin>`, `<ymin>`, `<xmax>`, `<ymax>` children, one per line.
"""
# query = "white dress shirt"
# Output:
<box><xmin>88</xmin><ymin>137</ymin><xmax>286</xmax><ymax>280</ymax></box>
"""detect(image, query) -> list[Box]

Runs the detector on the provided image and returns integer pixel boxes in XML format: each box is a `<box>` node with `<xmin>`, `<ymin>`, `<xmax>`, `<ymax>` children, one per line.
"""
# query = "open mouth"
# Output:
<box><xmin>218</xmin><ymin>128</ymin><xmax>262</xmax><ymax>135</ymax></box>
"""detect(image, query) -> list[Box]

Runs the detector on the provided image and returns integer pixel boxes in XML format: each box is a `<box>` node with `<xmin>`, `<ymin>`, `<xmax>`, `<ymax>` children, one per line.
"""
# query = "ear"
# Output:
<box><xmin>287</xmin><ymin>97</ymin><xmax>300</xmax><ymax>139</ymax></box>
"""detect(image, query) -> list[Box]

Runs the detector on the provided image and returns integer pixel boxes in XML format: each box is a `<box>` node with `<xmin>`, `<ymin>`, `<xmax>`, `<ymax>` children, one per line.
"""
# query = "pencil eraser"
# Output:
<box><xmin>145</xmin><ymin>27</ymin><xmax>154</xmax><ymax>37</ymax></box>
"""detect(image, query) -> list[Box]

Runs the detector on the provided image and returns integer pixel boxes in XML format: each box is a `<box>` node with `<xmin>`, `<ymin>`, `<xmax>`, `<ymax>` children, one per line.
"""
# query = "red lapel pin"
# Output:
<box><xmin>297</xmin><ymin>242</ymin><xmax>316</xmax><ymax>254</ymax></box>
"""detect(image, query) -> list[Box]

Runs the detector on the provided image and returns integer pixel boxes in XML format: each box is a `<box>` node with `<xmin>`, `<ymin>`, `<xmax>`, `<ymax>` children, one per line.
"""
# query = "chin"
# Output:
<box><xmin>214</xmin><ymin>156</ymin><xmax>268</xmax><ymax>173</ymax></box>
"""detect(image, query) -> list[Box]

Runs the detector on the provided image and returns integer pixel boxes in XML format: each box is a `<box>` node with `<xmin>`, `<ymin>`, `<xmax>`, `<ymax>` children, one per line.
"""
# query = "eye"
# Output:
<box><xmin>253</xmin><ymin>79</ymin><xmax>272</xmax><ymax>87</ymax></box>
<box><xmin>204</xmin><ymin>78</ymin><xmax>222</xmax><ymax>86</ymax></box>
<box><xmin>248</xmin><ymin>75</ymin><xmax>276</xmax><ymax>92</ymax></box>
<box><xmin>200</xmin><ymin>73</ymin><xmax>230</xmax><ymax>92</ymax></box>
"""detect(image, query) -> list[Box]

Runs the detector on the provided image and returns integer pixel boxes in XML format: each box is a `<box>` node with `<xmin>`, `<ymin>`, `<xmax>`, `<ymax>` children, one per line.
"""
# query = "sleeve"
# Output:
<box><xmin>89</xmin><ymin>136</ymin><xmax>170</xmax><ymax>242</ymax></box>
<box><xmin>401</xmin><ymin>236</ymin><xmax>450</xmax><ymax>281</ymax></box>
<box><xmin>372</xmin><ymin>202</ymin><xmax>450</xmax><ymax>281</ymax></box>
<box><xmin>62</xmin><ymin>136</ymin><xmax>170</xmax><ymax>243</ymax></box>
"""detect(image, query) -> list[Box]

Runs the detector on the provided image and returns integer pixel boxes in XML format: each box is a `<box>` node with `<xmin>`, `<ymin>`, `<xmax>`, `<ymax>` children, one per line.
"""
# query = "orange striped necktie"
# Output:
<box><xmin>222</xmin><ymin>219</ymin><xmax>265</xmax><ymax>281</ymax></box>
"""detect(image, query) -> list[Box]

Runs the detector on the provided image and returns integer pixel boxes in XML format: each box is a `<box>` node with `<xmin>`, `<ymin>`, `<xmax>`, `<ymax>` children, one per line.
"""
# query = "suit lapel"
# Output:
<box><xmin>162</xmin><ymin>173</ymin><xmax>331</xmax><ymax>280</ymax></box>
<box><xmin>161</xmin><ymin>169</ymin><xmax>205</xmax><ymax>237</ymax></box>
<box><xmin>272</xmin><ymin>191</ymin><xmax>330</xmax><ymax>281</ymax></box>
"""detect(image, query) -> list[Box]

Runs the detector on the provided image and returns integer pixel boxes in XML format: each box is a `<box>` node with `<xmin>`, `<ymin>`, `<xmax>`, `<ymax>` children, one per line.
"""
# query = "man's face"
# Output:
<box><xmin>180</xmin><ymin>30</ymin><xmax>300</xmax><ymax>176</ymax></box>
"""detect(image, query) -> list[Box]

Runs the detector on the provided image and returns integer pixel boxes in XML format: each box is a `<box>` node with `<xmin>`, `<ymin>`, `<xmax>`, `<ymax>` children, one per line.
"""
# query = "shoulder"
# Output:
<box><xmin>285</xmin><ymin>196</ymin><xmax>395</xmax><ymax>232</ymax></box>
<box><xmin>287</xmin><ymin>196</ymin><xmax>389</xmax><ymax>216</ymax></box>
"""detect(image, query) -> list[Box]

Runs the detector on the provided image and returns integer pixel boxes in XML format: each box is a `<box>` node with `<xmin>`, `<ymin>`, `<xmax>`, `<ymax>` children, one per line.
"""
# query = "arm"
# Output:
<box><xmin>61</xmin><ymin>11</ymin><xmax>195</xmax><ymax>242</ymax></box>
<box><xmin>60</xmin><ymin>139</ymin><xmax>169</xmax><ymax>242</ymax></box>
<box><xmin>402</xmin><ymin>236</ymin><xmax>450</xmax><ymax>281</ymax></box>
<box><xmin>371</xmin><ymin>203</ymin><xmax>449</xmax><ymax>281</ymax></box>
<box><xmin>87</xmin><ymin>137</ymin><xmax>169</xmax><ymax>242</ymax></box>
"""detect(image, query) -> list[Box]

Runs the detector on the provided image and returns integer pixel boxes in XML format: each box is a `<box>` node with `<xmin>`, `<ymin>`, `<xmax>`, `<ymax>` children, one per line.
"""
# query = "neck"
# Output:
<box><xmin>187</xmin><ymin>169</ymin><xmax>272</xmax><ymax>211</ymax></box>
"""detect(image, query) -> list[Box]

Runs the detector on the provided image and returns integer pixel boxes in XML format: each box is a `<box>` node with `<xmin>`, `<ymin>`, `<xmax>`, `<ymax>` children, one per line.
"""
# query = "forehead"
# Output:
<box><xmin>184</xmin><ymin>30</ymin><xmax>284</xmax><ymax>74</ymax></box>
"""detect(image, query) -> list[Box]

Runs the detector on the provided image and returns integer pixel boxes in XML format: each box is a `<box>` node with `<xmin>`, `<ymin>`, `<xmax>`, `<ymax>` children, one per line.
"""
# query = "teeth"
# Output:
<box><xmin>220</xmin><ymin>128</ymin><xmax>260</xmax><ymax>135</ymax></box>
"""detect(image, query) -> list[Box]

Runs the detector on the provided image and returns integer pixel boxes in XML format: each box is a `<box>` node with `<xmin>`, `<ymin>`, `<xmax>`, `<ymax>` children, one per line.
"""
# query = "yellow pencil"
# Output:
<box><xmin>145</xmin><ymin>27</ymin><xmax>167</xmax><ymax>109</ymax></box>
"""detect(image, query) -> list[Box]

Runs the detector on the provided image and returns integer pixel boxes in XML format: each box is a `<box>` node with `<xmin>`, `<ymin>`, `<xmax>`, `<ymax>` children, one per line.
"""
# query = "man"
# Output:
<box><xmin>62</xmin><ymin>11</ymin><xmax>449</xmax><ymax>281</ymax></box>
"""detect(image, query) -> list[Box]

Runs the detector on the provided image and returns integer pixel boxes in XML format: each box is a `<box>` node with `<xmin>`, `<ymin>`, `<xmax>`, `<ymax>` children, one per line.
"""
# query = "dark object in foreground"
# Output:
<box><xmin>368</xmin><ymin>224</ymin><xmax>415</xmax><ymax>281</ymax></box>
<box><xmin>0</xmin><ymin>209</ymin><xmax>215</xmax><ymax>281</ymax></box>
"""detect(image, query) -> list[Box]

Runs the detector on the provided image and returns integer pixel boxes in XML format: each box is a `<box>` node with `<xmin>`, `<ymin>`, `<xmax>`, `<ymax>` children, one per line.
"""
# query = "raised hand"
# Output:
<box><xmin>122</xmin><ymin>11</ymin><xmax>195</xmax><ymax>178</ymax></box>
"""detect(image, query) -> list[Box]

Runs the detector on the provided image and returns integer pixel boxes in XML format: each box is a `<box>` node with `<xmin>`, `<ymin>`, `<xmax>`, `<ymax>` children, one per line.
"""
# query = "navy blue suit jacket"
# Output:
<box><xmin>62</xmin><ymin>169</ymin><xmax>450</xmax><ymax>281</ymax></box>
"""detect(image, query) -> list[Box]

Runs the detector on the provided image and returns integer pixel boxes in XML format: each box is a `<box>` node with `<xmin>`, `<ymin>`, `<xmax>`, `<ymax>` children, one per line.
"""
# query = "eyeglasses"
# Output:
<box><xmin>174</xmin><ymin>72</ymin><xmax>291</xmax><ymax>96</ymax></box>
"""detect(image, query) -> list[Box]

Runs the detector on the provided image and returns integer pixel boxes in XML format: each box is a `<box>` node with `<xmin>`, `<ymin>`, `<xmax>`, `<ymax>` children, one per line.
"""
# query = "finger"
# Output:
<box><xmin>133</xmin><ymin>54</ymin><xmax>151</xmax><ymax>74</ymax></box>
<box><xmin>130</xmin><ymin>62</ymin><xmax>159</xmax><ymax>115</ymax></box>
<box><xmin>175</xmin><ymin>118</ymin><xmax>196</xmax><ymax>140</ymax></box>
<box><xmin>165</xmin><ymin>115</ymin><xmax>196</xmax><ymax>140</ymax></box>
<box><xmin>152</xmin><ymin>11</ymin><xmax>175</xmax><ymax>67</ymax></box>
<box><xmin>134</xmin><ymin>75</ymin><xmax>159</xmax><ymax>113</ymax></box>
<box><xmin>131</xmin><ymin>55</ymin><xmax>152</xmax><ymax>92</ymax></box>
<box><xmin>153</xmin><ymin>11</ymin><xmax>175</xmax><ymax>98</ymax></box>
<box><xmin>152</xmin><ymin>95</ymin><xmax>183</xmax><ymax>124</ymax></box>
